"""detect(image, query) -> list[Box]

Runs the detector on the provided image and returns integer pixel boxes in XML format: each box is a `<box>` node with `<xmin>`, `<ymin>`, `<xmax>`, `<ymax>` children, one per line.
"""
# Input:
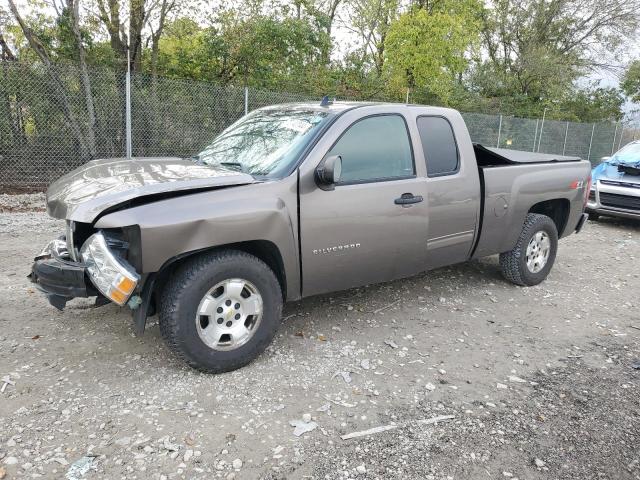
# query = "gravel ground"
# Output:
<box><xmin>0</xmin><ymin>194</ymin><xmax>46</xmax><ymax>213</ymax></box>
<box><xmin>0</xmin><ymin>197</ymin><xmax>639</xmax><ymax>480</ymax></box>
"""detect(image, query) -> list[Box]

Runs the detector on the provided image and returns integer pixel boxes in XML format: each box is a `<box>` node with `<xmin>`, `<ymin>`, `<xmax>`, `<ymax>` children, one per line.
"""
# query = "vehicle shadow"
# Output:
<box><xmin>281</xmin><ymin>256</ymin><xmax>505</xmax><ymax>322</ymax></box>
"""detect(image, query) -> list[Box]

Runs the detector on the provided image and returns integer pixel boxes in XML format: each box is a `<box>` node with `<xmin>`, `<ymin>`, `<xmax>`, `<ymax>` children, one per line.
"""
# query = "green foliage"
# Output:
<box><xmin>559</xmin><ymin>86</ymin><xmax>624</xmax><ymax>122</ymax></box>
<box><xmin>383</xmin><ymin>0</ymin><xmax>481</xmax><ymax>103</ymax></box>
<box><xmin>153</xmin><ymin>15</ymin><xmax>329</xmax><ymax>90</ymax></box>
<box><xmin>622</xmin><ymin>60</ymin><xmax>640</xmax><ymax>103</ymax></box>
<box><xmin>2</xmin><ymin>0</ymin><xmax>636</xmax><ymax>122</ymax></box>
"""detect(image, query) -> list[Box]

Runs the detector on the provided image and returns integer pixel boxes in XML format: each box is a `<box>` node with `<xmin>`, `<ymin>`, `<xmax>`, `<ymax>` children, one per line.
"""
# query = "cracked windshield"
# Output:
<box><xmin>195</xmin><ymin>108</ymin><xmax>331</xmax><ymax>177</ymax></box>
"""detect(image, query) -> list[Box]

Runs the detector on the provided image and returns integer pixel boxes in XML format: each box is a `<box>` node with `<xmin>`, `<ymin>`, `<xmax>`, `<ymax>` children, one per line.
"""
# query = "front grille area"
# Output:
<box><xmin>589</xmin><ymin>190</ymin><xmax>595</xmax><ymax>201</ymax></box>
<box><xmin>600</xmin><ymin>179</ymin><xmax>640</xmax><ymax>189</ymax></box>
<box><xmin>599</xmin><ymin>192</ymin><xmax>640</xmax><ymax>211</ymax></box>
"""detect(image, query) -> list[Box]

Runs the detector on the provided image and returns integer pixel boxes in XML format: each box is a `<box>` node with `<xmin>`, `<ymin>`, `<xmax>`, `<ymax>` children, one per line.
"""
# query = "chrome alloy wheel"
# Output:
<box><xmin>525</xmin><ymin>231</ymin><xmax>551</xmax><ymax>273</ymax></box>
<box><xmin>195</xmin><ymin>278</ymin><xmax>263</xmax><ymax>351</ymax></box>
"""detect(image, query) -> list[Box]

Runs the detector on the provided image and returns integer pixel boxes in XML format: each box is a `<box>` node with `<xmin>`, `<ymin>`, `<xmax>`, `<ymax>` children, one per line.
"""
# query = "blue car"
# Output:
<box><xmin>587</xmin><ymin>140</ymin><xmax>640</xmax><ymax>221</ymax></box>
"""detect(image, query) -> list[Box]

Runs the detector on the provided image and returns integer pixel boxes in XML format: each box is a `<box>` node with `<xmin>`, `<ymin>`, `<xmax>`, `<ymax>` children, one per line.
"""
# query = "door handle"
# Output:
<box><xmin>394</xmin><ymin>193</ymin><xmax>424</xmax><ymax>205</ymax></box>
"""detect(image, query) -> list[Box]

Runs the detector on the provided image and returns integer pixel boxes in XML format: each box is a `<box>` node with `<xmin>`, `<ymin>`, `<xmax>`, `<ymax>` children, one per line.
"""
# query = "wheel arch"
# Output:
<box><xmin>528</xmin><ymin>198</ymin><xmax>570</xmax><ymax>236</ymax></box>
<box><xmin>134</xmin><ymin>241</ymin><xmax>288</xmax><ymax>335</ymax></box>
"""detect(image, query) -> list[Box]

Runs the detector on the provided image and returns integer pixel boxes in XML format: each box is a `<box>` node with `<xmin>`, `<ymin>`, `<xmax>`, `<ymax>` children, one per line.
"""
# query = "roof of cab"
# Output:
<box><xmin>258</xmin><ymin>101</ymin><xmax>459</xmax><ymax>116</ymax></box>
<box><xmin>259</xmin><ymin>100</ymin><xmax>378</xmax><ymax>113</ymax></box>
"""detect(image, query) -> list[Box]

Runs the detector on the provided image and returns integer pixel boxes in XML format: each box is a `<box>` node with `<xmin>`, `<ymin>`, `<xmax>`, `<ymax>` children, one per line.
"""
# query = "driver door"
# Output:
<box><xmin>298</xmin><ymin>109</ymin><xmax>429</xmax><ymax>297</ymax></box>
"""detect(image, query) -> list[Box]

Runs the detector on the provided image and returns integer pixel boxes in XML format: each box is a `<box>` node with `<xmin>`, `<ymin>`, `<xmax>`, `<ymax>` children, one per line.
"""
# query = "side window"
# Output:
<box><xmin>417</xmin><ymin>116</ymin><xmax>459</xmax><ymax>177</ymax></box>
<box><xmin>328</xmin><ymin>115</ymin><xmax>414</xmax><ymax>183</ymax></box>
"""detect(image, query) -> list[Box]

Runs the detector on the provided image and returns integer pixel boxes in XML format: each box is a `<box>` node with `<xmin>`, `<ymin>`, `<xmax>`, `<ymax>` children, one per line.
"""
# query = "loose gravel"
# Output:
<box><xmin>0</xmin><ymin>201</ymin><xmax>638</xmax><ymax>480</ymax></box>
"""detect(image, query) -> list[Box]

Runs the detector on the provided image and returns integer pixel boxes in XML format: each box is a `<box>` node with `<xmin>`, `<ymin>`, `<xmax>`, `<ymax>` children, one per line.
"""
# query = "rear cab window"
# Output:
<box><xmin>417</xmin><ymin>116</ymin><xmax>460</xmax><ymax>177</ymax></box>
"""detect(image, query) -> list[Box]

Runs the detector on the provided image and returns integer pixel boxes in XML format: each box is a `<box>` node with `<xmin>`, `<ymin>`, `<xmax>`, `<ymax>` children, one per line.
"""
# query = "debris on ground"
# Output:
<box><xmin>373</xmin><ymin>299</ymin><xmax>400</xmax><ymax>314</ymax></box>
<box><xmin>416</xmin><ymin>414</ymin><xmax>455</xmax><ymax>425</ymax></box>
<box><xmin>290</xmin><ymin>416</ymin><xmax>318</xmax><ymax>437</ymax></box>
<box><xmin>332</xmin><ymin>370</ymin><xmax>353</xmax><ymax>384</ymax></box>
<box><xmin>341</xmin><ymin>424</ymin><xmax>398</xmax><ymax>440</ymax></box>
<box><xmin>65</xmin><ymin>456</ymin><xmax>96</xmax><ymax>480</ymax></box>
<box><xmin>0</xmin><ymin>375</ymin><xmax>14</xmax><ymax>393</ymax></box>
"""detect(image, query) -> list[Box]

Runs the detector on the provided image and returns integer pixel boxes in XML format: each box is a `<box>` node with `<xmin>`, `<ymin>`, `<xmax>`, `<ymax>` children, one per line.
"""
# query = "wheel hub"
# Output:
<box><xmin>195</xmin><ymin>278</ymin><xmax>263</xmax><ymax>351</ymax></box>
<box><xmin>525</xmin><ymin>231</ymin><xmax>550</xmax><ymax>273</ymax></box>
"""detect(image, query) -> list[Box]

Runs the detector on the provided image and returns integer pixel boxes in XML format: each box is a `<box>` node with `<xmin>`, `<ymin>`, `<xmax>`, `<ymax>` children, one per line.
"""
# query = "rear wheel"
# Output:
<box><xmin>499</xmin><ymin>213</ymin><xmax>558</xmax><ymax>286</ymax></box>
<box><xmin>159</xmin><ymin>250</ymin><xmax>282</xmax><ymax>373</ymax></box>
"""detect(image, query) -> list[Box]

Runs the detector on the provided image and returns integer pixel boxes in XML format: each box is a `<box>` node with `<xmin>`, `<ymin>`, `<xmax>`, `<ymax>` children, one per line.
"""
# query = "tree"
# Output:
<box><xmin>621</xmin><ymin>60</ymin><xmax>640</xmax><ymax>103</ymax></box>
<box><xmin>560</xmin><ymin>84</ymin><xmax>624</xmax><ymax>122</ymax></box>
<box><xmin>7</xmin><ymin>0</ymin><xmax>97</xmax><ymax>157</ymax></box>
<box><xmin>347</xmin><ymin>0</ymin><xmax>398</xmax><ymax>76</ymax></box>
<box><xmin>384</xmin><ymin>0</ymin><xmax>482</xmax><ymax>103</ymax></box>
<box><xmin>470</xmin><ymin>0</ymin><xmax>640</xmax><ymax>117</ymax></box>
<box><xmin>155</xmin><ymin>15</ymin><xmax>329</xmax><ymax>90</ymax></box>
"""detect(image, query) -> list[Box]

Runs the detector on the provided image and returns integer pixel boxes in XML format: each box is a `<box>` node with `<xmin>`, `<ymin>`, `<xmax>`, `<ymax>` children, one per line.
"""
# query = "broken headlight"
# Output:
<box><xmin>80</xmin><ymin>232</ymin><xmax>140</xmax><ymax>306</ymax></box>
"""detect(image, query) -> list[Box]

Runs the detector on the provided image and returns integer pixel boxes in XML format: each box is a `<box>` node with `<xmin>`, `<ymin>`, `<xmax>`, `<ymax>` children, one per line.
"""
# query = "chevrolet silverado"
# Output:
<box><xmin>30</xmin><ymin>101</ymin><xmax>592</xmax><ymax>372</ymax></box>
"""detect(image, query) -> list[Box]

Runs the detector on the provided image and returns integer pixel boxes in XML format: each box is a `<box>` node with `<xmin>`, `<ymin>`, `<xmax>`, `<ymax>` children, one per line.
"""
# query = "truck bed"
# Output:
<box><xmin>473</xmin><ymin>144</ymin><xmax>582</xmax><ymax>167</ymax></box>
<box><xmin>470</xmin><ymin>144</ymin><xmax>591</xmax><ymax>260</ymax></box>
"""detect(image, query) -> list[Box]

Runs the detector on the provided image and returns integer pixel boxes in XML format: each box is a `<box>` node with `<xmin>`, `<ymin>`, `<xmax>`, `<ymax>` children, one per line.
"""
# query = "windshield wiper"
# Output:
<box><xmin>219</xmin><ymin>162</ymin><xmax>245</xmax><ymax>172</ymax></box>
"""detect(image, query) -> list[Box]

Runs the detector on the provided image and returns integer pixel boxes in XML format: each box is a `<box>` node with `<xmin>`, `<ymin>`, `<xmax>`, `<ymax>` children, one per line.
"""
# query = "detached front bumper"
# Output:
<box><xmin>29</xmin><ymin>238</ymin><xmax>93</xmax><ymax>310</ymax></box>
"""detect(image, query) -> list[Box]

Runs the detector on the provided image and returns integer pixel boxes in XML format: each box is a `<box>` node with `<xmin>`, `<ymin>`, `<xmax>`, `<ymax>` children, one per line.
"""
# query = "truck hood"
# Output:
<box><xmin>47</xmin><ymin>157</ymin><xmax>256</xmax><ymax>222</ymax></box>
<box><xmin>593</xmin><ymin>162</ymin><xmax>640</xmax><ymax>185</ymax></box>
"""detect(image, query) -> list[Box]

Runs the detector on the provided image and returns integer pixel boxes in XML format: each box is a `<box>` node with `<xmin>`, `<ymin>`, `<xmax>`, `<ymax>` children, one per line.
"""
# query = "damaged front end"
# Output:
<box><xmin>29</xmin><ymin>236</ymin><xmax>93</xmax><ymax>310</ymax></box>
<box><xmin>29</xmin><ymin>227</ymin><xmax>140</xmax><ymax>312</ymax></box>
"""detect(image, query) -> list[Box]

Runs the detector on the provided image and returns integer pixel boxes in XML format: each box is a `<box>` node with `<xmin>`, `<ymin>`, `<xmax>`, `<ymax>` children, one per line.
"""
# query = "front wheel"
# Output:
<box><xmin>499</xmin><ymin>213</ymin><xmax>558</xmax><ymax>286</ymax></box>
<box><xmin>159</xmin><ymin>250</ymin><xmax>282</xmax><ymax>373</ymax></box>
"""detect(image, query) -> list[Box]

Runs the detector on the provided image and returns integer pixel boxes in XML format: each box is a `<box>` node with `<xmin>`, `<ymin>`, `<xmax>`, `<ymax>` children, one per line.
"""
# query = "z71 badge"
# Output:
<box><xmin>313</xmin><ymin>243</ymin><xmax>361</xmax><ymax>255</ymax></box>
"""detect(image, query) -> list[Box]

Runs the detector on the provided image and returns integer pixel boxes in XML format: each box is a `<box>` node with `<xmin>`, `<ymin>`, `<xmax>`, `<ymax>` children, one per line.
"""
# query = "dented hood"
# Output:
<box><xmin>46</xmin><ymin>157</ymin><xmax>256</xmax><ymax>222</ymax></box>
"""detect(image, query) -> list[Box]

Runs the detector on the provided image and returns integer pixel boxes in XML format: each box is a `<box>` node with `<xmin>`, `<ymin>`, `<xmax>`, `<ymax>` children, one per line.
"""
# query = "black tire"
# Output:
<box><xmin>159</xmin><ymin>249</ymin><xmax>282</xmax><ymax>373</ymax></box>
<box><xmin>499</xmin><ymin>213</ymin><xmax>558</xmax><ymax>287</ymax></box>
<box><xmin>588</xmin><ymin>211</ymin><xmax>600</xmax><ymax>221</ymax></box>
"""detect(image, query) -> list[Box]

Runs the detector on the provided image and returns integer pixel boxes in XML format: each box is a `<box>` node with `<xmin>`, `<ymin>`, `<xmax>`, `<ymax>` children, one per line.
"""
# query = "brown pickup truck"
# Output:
<box><xmin>30</xmin><ymin>101</ymin><xmax>591</xmax><ymax>372</ymax></box>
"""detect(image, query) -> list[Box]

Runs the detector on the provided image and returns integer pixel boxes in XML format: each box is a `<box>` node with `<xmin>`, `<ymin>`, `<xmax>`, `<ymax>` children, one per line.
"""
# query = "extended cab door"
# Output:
<box><xmin>415</xmin><ymin>115</ymin><xmax>481</xmax><ymax>269</ymax></box>
<box><xmin>298</xmin><ymin>107</ymin><xmax>429</xmax><ymax>297</ymax></box>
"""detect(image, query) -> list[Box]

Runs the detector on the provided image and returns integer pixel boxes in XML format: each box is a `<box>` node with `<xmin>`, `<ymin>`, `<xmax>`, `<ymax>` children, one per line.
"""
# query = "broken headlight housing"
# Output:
<box><xmin>80</xmin><ymin>232</ymin><xmax>140</xmax><ymax>306</ymax></box>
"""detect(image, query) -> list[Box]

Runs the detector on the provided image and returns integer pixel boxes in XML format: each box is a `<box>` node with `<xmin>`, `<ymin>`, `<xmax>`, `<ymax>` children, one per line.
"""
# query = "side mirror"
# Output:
<box><xmin>315</xmin><ymin>155</ymin><xmax>342</xmax><ymax>190</ymax></box>
<box><xmin>601</xmin><ymin>156</ymin><xmax>611</xmax><ymax>162</ymax></box>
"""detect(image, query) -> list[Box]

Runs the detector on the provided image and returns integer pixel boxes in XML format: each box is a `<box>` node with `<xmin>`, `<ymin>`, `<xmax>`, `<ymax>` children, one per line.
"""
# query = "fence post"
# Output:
<box><xmin>244</xmin><ymin>87</ymin><xmax>249</xmax><ymax>116</ymax></box>
<box><xmin>562</xmin><ymin>121</ymin><xmax>569</xmax><ymax>155</ymax></box>
<box><xmin>617</xmin><ymin>125</ymin><xmax>624</xmax><ymax>151</ymax></box>
<box><xmin>532</xmin><ymin>119</ymin><xmax>539</xmax><ymax>152</ymax></box>
<box><xmin>611</xmin><ymin>123</ymin><xmax>618</xmax><ymax>155</ymax></box>
<box><xmin>537</xmin><ymin>108</ymin><xmax>547</xmax><ymax>152</ymax></box>
<box><xmin>496</xmin><ymin>115</ymin><xmax>503</xmax><ymax>148</ymax></box>
<box><xmin>587</xmin><ymin>124</ymin><xmax>595</xmax><ymax>162</ymax></box>
<box><xmin>125</xmin><ymin>49</ymin><xmax>132</xmax><ymax>159</ymax></box>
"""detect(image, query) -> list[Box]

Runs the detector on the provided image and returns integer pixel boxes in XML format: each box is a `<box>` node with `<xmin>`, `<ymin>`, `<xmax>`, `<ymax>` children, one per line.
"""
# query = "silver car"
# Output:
<box><xmin>587</xmin><ymin>141</ymin><xmax>640</xmax><ymax>221</ymax></box>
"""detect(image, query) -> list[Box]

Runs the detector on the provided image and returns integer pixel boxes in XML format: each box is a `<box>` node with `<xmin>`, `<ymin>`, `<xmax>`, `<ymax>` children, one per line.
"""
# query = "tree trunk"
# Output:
<box><xmin>0</xmin><ymin>34</ymin><xmax>26</xmax><ymax>145</ymax></box>
<box><xmin>129</xmin><ymin>0</ymin><xmax>146</xmax><ymax>72</ymax></box>
<box><xmin>68</xmin><ymin>0</ymin><xmax>97</xmax><ymax>158</ymax></box>
<box><xmin>95</xmin><ymin>0</ymin><xmax>128</xmax><ymax>68</ymax></box>
<box><xmin>7</xmin><ymin>0</ymin><xmax>93</xmax><ymax>158</ymax></box>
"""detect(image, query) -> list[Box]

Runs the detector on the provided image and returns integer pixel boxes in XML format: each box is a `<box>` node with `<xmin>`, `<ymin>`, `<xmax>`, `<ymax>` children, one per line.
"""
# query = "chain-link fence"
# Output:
<box><xmin>1</xmin><ymin>60</ymin><xmax>638</xmax><ymax>190</ymax></box>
